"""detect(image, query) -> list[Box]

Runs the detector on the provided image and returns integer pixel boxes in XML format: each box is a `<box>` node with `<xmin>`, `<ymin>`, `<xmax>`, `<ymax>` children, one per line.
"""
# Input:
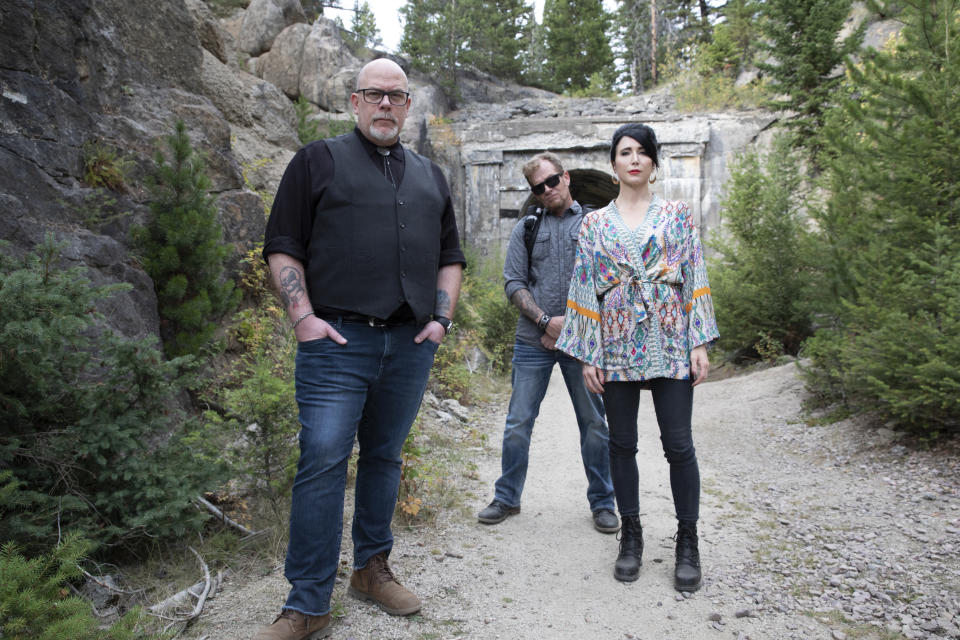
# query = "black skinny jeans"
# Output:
<box><xmin>602</xmin><ymin>378</ymin><xmax>699</xmax><ymax>524</ymax></box>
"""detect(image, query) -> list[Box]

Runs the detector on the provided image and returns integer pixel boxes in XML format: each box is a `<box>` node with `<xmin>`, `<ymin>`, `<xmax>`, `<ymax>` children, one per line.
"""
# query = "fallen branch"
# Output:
<box><xmin>159</xmin><ymin>547</ymin><xmax>211</xmax><ymax>634</ymax></box>
<box><xmin>194</xmin><ymin>495</ymin><xmax>260</xmax><ymax>537</ymax></box>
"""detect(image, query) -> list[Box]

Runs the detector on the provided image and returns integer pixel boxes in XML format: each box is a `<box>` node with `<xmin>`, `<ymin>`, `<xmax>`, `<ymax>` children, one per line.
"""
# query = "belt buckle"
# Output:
<box><xmin>368</xmin><ymin>317</ymin><xmax>385</xmax><ymax>327</ymax></box>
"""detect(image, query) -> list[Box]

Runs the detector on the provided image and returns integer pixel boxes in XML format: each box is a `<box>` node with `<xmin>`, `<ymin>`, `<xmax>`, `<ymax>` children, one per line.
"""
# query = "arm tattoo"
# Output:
<box><xmin>434</xmin><ymin>289</ymin><xmax>452</xmax><ymax>317</ymax></box>
<box><xmin>278</xmin><ymin>266</ymin><xmax>306</xmax><ymax>309</ymax></box>
<box><xmin>510</xmin><ymin>289</ymin><xmax>544</xmax><ymax>322</ymax></box>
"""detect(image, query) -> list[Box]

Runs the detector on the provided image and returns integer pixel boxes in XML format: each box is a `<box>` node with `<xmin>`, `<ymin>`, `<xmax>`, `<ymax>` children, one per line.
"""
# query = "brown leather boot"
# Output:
<box><xmin>348</xmin><ymin>551</ymin><xmax>422</xmax><ymax>616</ymax></box>
<box><xmin>252</xmin><ymin>609</ymin><xmax>331</xmax><ymax>640</ymax></box>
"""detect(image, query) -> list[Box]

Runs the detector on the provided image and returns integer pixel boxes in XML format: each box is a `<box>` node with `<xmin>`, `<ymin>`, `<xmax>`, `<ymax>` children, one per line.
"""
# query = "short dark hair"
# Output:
<box><xmin>610</xmin><ymin>123</ymin><xmax>659</xmax><ymax>168</ymax></box>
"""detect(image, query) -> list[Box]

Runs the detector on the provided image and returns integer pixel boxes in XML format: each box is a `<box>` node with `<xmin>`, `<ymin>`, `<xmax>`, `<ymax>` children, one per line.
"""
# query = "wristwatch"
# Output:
<box><xmin>434</xmin><ymin>316</ymin><xmax>454</xmax><ymax>334</ymax></box>
<box><xmin>537</xmin><ymin>313</ymin><xmax>551</xmax><ymax>331</ymax></box>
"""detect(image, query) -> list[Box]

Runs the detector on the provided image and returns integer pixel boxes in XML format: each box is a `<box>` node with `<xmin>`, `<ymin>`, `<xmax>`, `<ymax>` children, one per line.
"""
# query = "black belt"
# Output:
<box><xmin>319</xmin><ymin>313</ymin><xmax>416</xmax><ymax>327</ymax></box>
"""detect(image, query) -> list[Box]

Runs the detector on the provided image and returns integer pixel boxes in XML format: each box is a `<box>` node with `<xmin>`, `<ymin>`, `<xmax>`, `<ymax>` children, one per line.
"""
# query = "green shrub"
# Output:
<box><xmin>710</xmin><ymin>134</ymin><xmax>814</xmax><ymax>360</ymax></box>
<box><xmin>0</xmin><ymin>534</ymin><xmax>165</xmax><ymax>640</ymax></box>
<box><xmin>196</xmin><ymin>246</ymin><xmax>299</xmax><ymax>517</ymax></box>
<box><xmin>801</xmin><ymin>0</ymin><xmax>960</xmax><ymax>436</ymax></box>
<box><xmin>82</xmin><ymin>141</ymin><xmax>130</xmax><ymax>192</ymax></box>
<box><xmin>0</xmin><ymin>235</ymin><xmax>224</xmax><ymax>552</ymax></box>
<box><xmin>134</xmin><ymin>120</ymin><xmax>239</xmax><ymax>356</ymax></box>
<box><xmin>673</xmin><ymin>70</ymin><xmax>767</xmax><ymax>112</ymax></box>
<box><xmin>454</xmin><ymin>245</ymin><xmax>518</xmax><ymax>374</ymax></box>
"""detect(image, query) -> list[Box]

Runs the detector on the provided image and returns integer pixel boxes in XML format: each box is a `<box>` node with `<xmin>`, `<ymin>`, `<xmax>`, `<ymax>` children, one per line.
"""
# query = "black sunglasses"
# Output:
<box><xmin>531</xmin><ymin>172</ymin><xmax>562</xmax><ymax>195</ymax></box>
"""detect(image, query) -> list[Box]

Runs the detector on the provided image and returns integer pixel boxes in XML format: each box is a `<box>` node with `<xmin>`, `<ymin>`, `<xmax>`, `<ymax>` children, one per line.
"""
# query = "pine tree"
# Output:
<box><xmin>543</xmin><ymin>0</ymin><xmax>615</xmax><ymax>92</ymax></box>
<box><xmin>350</xmin><ymin>0</ymin><xmax>382</xmax><ymax>49</ymax></box>
<box><xmin>616</xmin><ymin>0</ymin><xmax>654</xmax><ymax>93</ymax></box>
<box><xmin>400</xmin><ymin>0</ymin><xmax>531</xmax><ymax>97</ymax></box>
<box><xmin>519</xmin><ymin>16</ymin><xmax>551</xmax><ymax>88</ymax></box>
<box><xmin>0</xmin><ymin>535</ymin><xmax>151</xmax><ymax>639</ymax></box>
<box><xmin>757</xmin><ymin>0</ymin><xmax>863</xmax><ymax>158</ymax></box>
<box><xmin>697</xmin><ymin>0</ymin><xmax>760</xmax><ymax>78</ymax></box>
<box><xmin>804</xmin><ymin>0</ymin><xmax>960</xmax><ymax>434</ymax></box>
<box><xmin>136</xmin><ymin>120</ymin><xmax>239</xmax><ymax>357</ymax></box>
<box><xmin>711</xmin><ymin>134</ymin><xmax>814</xmax><ymax>359</ymax></box>
<box><xmin>0</xmin><ymin>235</ymin><xmax>224</xmax><ymax>551</ymax></box>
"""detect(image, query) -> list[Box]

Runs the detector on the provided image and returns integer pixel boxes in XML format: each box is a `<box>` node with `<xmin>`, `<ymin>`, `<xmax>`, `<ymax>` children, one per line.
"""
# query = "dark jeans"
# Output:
<box><xmin>602</xmin><ymin>378</ymin><xmax>699</xmax><ymax>524</ymax></box>
<box><xmin>493</xmin><ymin>340</ymin><xmax>615</xmax><ymax>512</ymax></box>
<box><xmin>283</xmin><ymin>320</ymin><xmax>438</xmax><ymax>616</ymax></box>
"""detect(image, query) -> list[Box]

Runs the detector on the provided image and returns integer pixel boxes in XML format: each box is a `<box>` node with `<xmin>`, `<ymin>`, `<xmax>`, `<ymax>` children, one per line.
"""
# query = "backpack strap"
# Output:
<box><xmin>521</xmin><ymin>204</ymin><xmax>544</xmax><ymax>277</ymax></box>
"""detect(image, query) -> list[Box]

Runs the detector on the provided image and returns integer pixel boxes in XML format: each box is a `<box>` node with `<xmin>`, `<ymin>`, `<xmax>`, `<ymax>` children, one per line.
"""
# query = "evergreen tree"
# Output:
<box><xmin>400</xmin><ymin>0</ymin><xmax>531</xmax><ymax>97</ymax></box>
<box><xmin>519</xmin><ymin>16</ymin><xmax>551</xmax><ymax>88</ymax></box>
<box><xmin>616</xmin><ymin>0</ymin><xmax>654</xmax><ymax>93</ymax></box>
<box><xmin>698</xmin><ymin>0</ymin><xmax>760</xmax><ymax>78</ymax></box>
<box><xmin>711</xmin><ymin>134</ymin><xmax>814</xmax><ymax>359</ymax></box>
<box><xmin>804</xmin><ymin>0</ymin><xmax>960</xmax><ymax>435</ymax></box>
<box><xmin>350</xmin><ymin>0</ymin><xmax>382</xmax><ymax>48</ymax></box>
<box><xmin>757</xmin><ymin>0</ymin><xmax>863</xmax><ymax>157</ymax></box>
<box><xmin>0</xmin><ymin>534</ymin><xmax>155</xmax><ymax>639</ymax></box>
<box><xmin>136</xmin><ymin>121</ymin><xmax>239</xmax><ymax>357</ymax></box>
<box><xmin>0</xmin><ymin>236</ymin><xmax>224</xmax><ymax>551</ymax></box>
<box><xmin>543</xmin><ymin>0</ymin><xmax>615</xmax><ymax>92</ymax></box>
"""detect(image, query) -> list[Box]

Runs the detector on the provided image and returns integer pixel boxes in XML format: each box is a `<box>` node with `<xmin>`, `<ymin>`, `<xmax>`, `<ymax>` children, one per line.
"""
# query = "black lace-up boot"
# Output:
<box><xmin>674</xmin><ymin>521</ymin><xmax>702</xmax><ymax>592</ymax></box>
<box><xmin>614</xmin><ymin>515</ymin><xmax>643</xmax><ymax>582</ymax></box>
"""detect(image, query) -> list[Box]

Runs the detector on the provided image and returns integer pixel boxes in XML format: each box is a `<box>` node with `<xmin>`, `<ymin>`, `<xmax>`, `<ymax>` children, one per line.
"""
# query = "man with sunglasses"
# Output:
<box><xmin>257</xmin><ymin>58</ymin><xmax>465</xmax><ymax>640</ymax></box>
<box><xmin>477</xmin><ymin>152</ymin><xmax>618</xmax><ymax>536</ymax></box>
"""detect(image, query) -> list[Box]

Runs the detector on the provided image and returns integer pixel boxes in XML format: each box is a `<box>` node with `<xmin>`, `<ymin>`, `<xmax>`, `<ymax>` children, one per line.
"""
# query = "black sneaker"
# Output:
<box><xmin>477</xmin><ymin>500</ymin><xmax>520</xmax><ymax>524</ymax></box>
<box><xmin>592</xmin><ymin>508</ymin><xmax>620</xmax><ymax>533</ymax></box>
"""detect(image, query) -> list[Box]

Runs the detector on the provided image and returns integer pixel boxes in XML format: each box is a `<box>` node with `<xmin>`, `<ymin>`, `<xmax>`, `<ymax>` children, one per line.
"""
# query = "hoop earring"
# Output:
<box><xmin>649</xmin><ymin>172</ymin><xmax>657</xmax><ymax>184</ymax></box>
<box><xmin>612</xmin><ymin>176</ymin><xmax>619</xmax><ymax>185</ymax></box>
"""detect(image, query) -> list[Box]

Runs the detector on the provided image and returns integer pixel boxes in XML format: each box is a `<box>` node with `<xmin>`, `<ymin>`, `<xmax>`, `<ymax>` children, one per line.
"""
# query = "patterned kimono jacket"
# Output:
<box><xmin>557</xmin><ymin>196</ymin><xmax>719</xmax><ymax>382</ymax></box>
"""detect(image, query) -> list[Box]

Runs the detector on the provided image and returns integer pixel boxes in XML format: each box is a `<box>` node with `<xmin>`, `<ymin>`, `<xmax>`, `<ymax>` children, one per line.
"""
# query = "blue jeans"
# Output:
<box><xmin>283</xmin><ymin>320</ymin><xmax>438</xmax><ymax>616</ymax></box>
<box><xmin>493</xmin><ymin>340</ymin><xmax>615</xmax><ymax>512</ymax></box>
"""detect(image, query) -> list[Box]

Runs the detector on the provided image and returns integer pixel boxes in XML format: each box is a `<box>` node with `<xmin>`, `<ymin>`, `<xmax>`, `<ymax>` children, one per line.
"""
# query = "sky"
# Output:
<box><xmin>325</xmin><ymin>1</ymin><xmax>614</xmax><ymax>54</ymax></box>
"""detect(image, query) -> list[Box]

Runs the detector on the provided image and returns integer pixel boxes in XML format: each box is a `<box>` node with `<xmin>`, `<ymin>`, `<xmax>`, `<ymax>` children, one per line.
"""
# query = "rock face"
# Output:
<box><xmin>0</xmin><ymin>0</ymin><xmax>283</xmax><ymax>339</ymax></box>
<box><xmin>237</xmin><ymin>0</ymin><xmax>306</xmax><ymax>56</ymax></box>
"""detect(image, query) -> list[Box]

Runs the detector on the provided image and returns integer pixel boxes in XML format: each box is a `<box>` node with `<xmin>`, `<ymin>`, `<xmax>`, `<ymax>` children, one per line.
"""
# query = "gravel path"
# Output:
<box><xmin>192</xmin><ymin>362</ymin><xmax>959</xmax><ymax>640</ymax></box>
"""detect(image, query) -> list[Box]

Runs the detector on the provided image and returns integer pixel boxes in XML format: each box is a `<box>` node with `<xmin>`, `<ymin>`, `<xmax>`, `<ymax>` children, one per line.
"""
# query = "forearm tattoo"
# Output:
<box><xmin>510</xmin><ymin>289</ymin><xmax>544</xmax><ymax>322</ymax></box>
<box><xmin>435</xmin><ymin>289</ymin><xmax>452</xmax><ymax>317</ymax></box>
<box><xmin>278</xmin><ymin>266</ymin><xmax>306</xmax><ymax>308</ymax></box>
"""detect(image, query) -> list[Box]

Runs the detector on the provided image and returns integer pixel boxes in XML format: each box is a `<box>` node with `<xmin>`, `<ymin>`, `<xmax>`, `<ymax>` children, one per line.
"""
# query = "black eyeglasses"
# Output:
<box><xmin>356</xmin><ymin>88</ymin><xmax>409</xmax><ymax>106</ymax></box>
<box><xmin>531</xmin><ymin>172</ymin><xmax>562</xmax><ymax>195</ymax></box>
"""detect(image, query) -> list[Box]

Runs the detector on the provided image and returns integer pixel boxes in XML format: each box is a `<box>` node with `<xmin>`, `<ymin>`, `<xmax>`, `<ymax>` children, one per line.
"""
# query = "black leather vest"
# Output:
<box><xmin>306</xmin><ymin>133</ymin><xmax>445</xmax><ymax>323</ymax></box>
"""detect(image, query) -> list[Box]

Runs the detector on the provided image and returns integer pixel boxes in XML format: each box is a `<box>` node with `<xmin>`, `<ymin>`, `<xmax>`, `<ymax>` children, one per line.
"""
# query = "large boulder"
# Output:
<box><xmin>237</xmin><ymin>0</ymin><xmax>307</xmax><ymax>56</ymax></box>
<box><xmin>256</xmin><ymin>22</ymin><xmax>312</xmax><ymax>98</ymax></box>
<box><xmin>298</xmin><ymin>19</ymin><xmax>362</xmax><ymax>112</ymax></box>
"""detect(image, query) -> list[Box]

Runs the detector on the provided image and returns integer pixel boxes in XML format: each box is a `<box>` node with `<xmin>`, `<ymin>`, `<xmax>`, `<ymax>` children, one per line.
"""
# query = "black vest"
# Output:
<box><xmin>306</xmin><ymin>133</ymin><xmax>445</xmax><ymax>323</ymax></box>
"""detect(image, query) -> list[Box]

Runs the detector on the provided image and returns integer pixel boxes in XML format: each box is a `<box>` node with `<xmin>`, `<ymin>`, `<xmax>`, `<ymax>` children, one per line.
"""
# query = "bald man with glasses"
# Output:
<box><xmin>477</xmin><ymin>152</ymin><xmax>618</xmax><ymax>535</ymax></box>
<box><xmin>258</xmin><ymin>59</ymin><xmax>465</xmax><ymax>640</ymax></box>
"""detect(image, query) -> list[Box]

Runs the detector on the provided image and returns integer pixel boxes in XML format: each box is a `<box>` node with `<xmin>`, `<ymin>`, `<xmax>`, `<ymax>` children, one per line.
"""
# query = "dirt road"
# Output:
<box><xmin>193</xmin><ymin>363</ymin><xmax>959</xmax><ymax>640</ymax></box>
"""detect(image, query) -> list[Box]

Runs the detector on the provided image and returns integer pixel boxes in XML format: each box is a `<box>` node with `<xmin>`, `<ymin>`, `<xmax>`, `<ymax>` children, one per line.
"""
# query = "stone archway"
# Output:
<box><xmin>518</xmin><ymin>168</ymin><xmax>619</xmax><ymax>214</ymax></box>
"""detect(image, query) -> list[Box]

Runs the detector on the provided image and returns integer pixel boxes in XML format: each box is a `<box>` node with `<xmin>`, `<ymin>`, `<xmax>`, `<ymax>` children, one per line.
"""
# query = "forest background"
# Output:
<box><xmin>1</xmin><ymin>0</ymin><xmax>957</xmax><ymax>638</ymax></box>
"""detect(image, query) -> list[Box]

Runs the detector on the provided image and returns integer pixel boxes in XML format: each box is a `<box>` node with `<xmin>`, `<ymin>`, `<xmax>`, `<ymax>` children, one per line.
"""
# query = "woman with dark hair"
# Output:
<box><xmin>557</xmin><ymin>123</ymin><xmax>719</xmax><ymax>591</ymax></box>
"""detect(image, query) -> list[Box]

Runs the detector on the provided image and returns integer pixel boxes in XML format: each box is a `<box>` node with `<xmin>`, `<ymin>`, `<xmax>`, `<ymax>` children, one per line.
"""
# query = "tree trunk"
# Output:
<box><xmin>650</xmin><ymin>0</ymin><xmax>658</xmax><ymax>85</ymax></box>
